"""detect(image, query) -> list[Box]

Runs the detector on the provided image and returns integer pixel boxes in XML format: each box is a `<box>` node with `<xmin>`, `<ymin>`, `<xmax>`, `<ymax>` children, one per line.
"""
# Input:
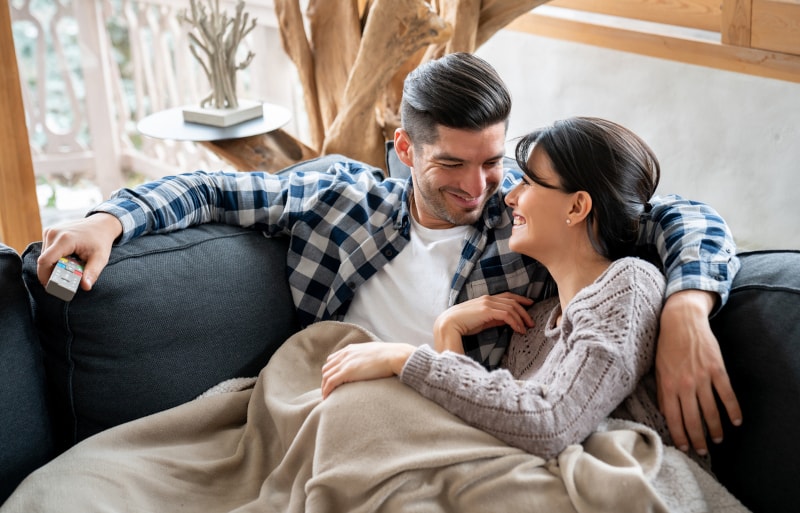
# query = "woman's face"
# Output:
<box><xmin>504</xmin><ymin>146</ymin><xmax>575</xmax><ymax>260</ymax></box>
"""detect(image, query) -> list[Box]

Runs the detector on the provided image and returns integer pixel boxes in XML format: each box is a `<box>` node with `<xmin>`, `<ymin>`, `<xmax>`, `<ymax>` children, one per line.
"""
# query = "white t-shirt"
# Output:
<box><xmin>343</xmin><ymin>216</ymin><xmax>469</xmax><ymax>346</ymax></box>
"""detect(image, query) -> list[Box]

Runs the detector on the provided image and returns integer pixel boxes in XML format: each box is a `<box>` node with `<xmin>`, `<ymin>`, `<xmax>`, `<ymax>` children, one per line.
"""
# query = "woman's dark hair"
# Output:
<box><xmin>401</xmin><ymin>52</ymin><xmax>511</xmax><ymax>146</ymax></box>
<box><xmin>514</xmin><ymin>117</ymin><xmax>661</xmax><ymax>260</ymax></box>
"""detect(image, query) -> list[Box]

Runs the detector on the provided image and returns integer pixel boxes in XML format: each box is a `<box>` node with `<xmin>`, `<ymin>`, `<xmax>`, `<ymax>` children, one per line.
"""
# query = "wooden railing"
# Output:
<box><xmin>3</xmin><ymin>0</ymin><xmax>297</xmax><ymax>251</ymax></box>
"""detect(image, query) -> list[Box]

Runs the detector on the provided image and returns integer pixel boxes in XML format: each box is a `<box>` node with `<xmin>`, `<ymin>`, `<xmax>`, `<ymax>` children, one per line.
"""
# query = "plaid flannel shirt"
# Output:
<box><xmin>96</xmin><ymin>159</ymin><xmax>739</xmax><ymax>368</ymax></box>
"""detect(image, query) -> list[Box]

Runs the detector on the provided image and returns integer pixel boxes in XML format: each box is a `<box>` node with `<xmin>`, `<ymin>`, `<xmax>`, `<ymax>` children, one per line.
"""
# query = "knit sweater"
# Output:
<box><xmin>400</xmin><ymin>257</ymin><xmax>667</xmax><ymax>460</ymax></box>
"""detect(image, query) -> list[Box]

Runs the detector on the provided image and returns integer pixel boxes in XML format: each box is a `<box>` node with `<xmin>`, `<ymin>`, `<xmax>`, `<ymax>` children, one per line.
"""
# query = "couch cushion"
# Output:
<box><xmin>0</xmin><ymin>244</ymin><xmax>56</xmax><ymax>503</ymax></box>
<box><xmin>22</xmin><ymin>224</ymin><xmax>300</xmax><ymax>449</ymax></box>
<box><xmin>709</xmin><ymin>249</ymin><xmax>800</xmax><ymax>513</ymax></box>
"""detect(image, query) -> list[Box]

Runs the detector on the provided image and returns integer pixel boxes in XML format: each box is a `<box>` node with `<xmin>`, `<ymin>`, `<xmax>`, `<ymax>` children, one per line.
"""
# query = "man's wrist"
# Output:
<box><xmin>88</xmin><ymin>212</ymin><xmax>124</xmax><ymax>244</ymax></box>
<box><xmin>663</xmin><ymin>289</ymin><xmax>718</xmax><ymax>318</ymax></box>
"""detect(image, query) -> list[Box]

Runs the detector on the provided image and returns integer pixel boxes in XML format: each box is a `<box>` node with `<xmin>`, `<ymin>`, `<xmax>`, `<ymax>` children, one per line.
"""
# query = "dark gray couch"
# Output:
<box><xmin>2</xmin><ymin>186</ymin><xmax>799</xmax><ymax>511</ymax></box>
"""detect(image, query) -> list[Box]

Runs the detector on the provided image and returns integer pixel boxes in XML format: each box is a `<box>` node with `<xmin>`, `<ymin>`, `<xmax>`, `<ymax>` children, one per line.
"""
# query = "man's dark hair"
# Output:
<box><xmin>401</xmin><ymin>52</ymin><xmax>512</xmax><ymax>146</ymax></box>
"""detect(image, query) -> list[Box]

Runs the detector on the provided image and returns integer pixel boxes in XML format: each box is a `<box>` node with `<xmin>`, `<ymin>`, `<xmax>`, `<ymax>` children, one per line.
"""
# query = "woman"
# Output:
<box><xmin>321</xmin><ymin>116</ymin><xmax>668</xmax><ymax>459</ymax></box>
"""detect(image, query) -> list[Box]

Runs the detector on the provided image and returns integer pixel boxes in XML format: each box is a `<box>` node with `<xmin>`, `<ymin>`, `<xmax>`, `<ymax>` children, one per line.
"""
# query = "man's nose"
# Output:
<box><xmin>460</xmin><ymin>166</ymin><xmax>488</xmax><ymax>197</ymax></box>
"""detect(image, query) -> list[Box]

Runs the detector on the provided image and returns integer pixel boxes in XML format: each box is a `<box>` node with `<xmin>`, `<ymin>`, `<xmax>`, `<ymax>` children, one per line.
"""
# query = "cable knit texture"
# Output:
<box><xmin>401</xmin><ymin>257</ymin><xmax>666</xmax><ymax>460</ymax></box>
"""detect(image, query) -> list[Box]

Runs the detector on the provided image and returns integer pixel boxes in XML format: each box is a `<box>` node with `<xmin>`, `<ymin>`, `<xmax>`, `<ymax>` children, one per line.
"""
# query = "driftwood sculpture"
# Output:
<box><xmin>274</xmin><ymin>0</ymin><xmax>551</xmax><ymax>170</ymax></box>
<box><xmin>179</xmin><ymin>0</ymin><xmax>257</xmax><ymax>110</ymax></box>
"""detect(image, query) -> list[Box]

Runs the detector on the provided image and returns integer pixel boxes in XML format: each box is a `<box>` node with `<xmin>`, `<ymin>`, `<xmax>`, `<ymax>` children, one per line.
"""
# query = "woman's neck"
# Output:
<box><xmin>540</xmin><ymin>242</ymin><xmax>612</xmax><ymax>320</ymax></box>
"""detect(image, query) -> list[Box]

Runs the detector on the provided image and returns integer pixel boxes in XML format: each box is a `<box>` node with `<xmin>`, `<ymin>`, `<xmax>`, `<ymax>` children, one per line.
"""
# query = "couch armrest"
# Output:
<box><xmin>0</xmin><ymin>244</ymin><xmax>56</xmax><ymax>503</ymax></box>
<box><xmin>709</xmin><ymin>249</ymin><xmax>800</xmax><ymax>513</ymax></box>
<box><xmin>22</xmin><ymin>224</ymin><xmax>300</xmax><ymax>449</ymax></box>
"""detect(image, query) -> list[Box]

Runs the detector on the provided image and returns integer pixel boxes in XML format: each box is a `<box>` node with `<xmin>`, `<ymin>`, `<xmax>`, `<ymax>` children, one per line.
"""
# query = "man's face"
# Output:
<box><xmin>398</xmin><ymin>123</ymin><xmax>507</xmax><ymax>229</ymax></box>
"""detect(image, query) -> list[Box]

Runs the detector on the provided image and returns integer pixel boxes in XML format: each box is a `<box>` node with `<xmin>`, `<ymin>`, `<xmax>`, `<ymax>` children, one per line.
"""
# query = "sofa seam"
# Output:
<box><xmin>58</xmin><ymin>301</ymin><xmax>79</xmax><ymax>446</ymax></box>
<box><xmin>106</xmin><ymin>227</ymin><xmax>263</xmax><ymax>266</ymax></box>
<box><xmin>729</xmin><ymin>284</ymin><xmax>800</xmax><ymax>296</ymax></box>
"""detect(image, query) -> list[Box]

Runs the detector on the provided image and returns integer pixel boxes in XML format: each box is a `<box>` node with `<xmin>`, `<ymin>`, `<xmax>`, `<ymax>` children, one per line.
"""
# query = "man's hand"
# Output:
<box><xmin>37</xmin><ymin>213</ymin><xmax>123</xmax><ymax>292</ymax></box>
<box><xmin>655</xmin><ymin>290</ymin><xmax>743</xmax><ymax>455</ymax></box>
<box><xmin>321</xmin><ymin>342</ymin><xmax>415</xmax><ymax>399</ymax></box>
<box><xmin>433</xmin><ymin>292</ymin><xmax>534</xmax><ymax>353</ymax></box>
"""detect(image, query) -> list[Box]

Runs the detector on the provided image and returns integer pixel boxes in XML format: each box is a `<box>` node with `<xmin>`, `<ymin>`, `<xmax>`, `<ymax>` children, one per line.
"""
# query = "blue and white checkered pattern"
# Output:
<box><xmin>96</xmin><ymin>159</ymin><xmax>739</xmax><ymax>368</ymax></box>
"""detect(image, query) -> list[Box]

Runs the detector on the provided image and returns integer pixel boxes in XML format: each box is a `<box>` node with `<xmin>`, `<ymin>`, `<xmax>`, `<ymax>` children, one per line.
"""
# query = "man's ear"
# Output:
<box><xmin>394</xmin><ymin>128</ymin><xmax>414</xmax><ymax>167</ymax></box>
<box><xmin>568</xmin><ymin>191</ymin><xmax>593</xmax><ymax>224</ymax></box>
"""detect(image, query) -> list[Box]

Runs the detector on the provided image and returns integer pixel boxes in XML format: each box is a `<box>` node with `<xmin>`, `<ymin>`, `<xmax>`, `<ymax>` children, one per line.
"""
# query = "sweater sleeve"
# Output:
<box><xmin>400</xmin><ymin>258</ymin><xmax>666</xmax><ymax>460</ymax></box>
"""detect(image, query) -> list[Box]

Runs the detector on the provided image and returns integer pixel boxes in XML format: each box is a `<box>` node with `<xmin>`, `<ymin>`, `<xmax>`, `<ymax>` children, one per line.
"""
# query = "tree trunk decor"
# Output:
<box><xmin>272</xmin><ymin>0</ymin><xmax>551</xmax><ymax>171</ymax></box>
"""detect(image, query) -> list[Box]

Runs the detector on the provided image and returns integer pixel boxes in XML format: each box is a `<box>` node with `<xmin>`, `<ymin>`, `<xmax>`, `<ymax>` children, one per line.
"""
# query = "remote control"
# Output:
<box><xmin>45</xmin><ymin>255</ymin><xmax>85</xmax><ymax>301</ymax></box>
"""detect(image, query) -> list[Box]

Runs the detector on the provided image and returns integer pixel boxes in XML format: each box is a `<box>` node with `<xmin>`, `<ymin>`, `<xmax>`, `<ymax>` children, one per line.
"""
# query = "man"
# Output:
<box><xmin>37</xmin><ymin>52</ymin><xmax>741</xmax><ymax>457</ymax></box>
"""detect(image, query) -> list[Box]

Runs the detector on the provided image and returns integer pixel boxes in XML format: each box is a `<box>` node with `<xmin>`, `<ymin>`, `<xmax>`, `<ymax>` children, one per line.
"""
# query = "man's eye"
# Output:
<box><xmin>441</xmin><ymin>162</ymin><xmax>461</xmax><ymax>169</ymax></box>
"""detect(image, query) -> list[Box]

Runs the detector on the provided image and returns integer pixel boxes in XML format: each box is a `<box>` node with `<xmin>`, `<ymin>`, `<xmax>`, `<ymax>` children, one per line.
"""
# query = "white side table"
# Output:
<box><xmin>136</xmin><ymin>103</ymin><xmax>315</xmax><ymax>172</ymax></box>
<box><xmin>137</xmin><ymin>103</ymin><xmax>292</xmax><ymax>142</ymax></box>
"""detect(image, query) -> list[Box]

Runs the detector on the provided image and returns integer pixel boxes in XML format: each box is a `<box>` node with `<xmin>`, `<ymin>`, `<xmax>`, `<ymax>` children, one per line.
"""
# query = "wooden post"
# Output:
<box><xmin>0</xmin><ymin>2</ymin><xmax>42</xmax><ymax>253</ymax></box>
<box><xmin>722</xmin><ymin>0</ymin><xmax>753</xmax><ymax>47</ymax></box>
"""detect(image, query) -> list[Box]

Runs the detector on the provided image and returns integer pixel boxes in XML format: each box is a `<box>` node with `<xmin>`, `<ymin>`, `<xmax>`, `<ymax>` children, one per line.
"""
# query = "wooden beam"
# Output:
<box><xmin>0</xmin><ymin>2</ymin><xmax>42</xmax><ymax>253</ymax></box>
<box><xmin>550</xmin><ymin>0</ymin><xmax>722</xmax><ymax>32</ymax></box>
<box><xmin>508</xmin><ymin>10</ymin><xmax>800</xmax><ymax>84</ymax></box>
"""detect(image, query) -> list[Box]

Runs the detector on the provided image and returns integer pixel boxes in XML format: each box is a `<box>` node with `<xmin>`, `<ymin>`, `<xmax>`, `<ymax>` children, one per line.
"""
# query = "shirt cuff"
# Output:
<box><xmin>665</xmin><ymin>254</ymin><xmax>741</xmax><ymax>314</ymax></box>
<box><xmin>87</xmin><ymin>200</ymin><xmax>147</xmax><ymax>245</ymax></box>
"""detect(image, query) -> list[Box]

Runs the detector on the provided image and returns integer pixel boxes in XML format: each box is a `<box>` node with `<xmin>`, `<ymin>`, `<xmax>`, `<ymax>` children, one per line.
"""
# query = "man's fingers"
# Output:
<box><xmin>659</xmin><ymin>391</ymin><xmax>690</xmax><ymax>453</ymax></box>
<box><xmin>713</xmin><ymin>372</ymin><xmax>743</xmax><ymax>429</ymax></box>
<box><xmin>77</xmin><ymin>252</ymin><xmax>107</xmax><ymax>291</ymax></box>
<box><xmin>680</xmin><ymin>391</ymin><xmax>709</xmax><ymax>456</ymax></box>
<box><xmin>37</xmin><ymin>238</ymin><xmax>72</xmax><ymax>287</ymax></box>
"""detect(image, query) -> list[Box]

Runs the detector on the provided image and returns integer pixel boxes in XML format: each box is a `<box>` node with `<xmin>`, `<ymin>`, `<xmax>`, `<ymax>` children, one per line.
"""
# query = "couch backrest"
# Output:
<box><xmin>21</xmin><ymin>224</ymin><xmax>300</xmax><ymax>449</ymax></box>
<box><xmin>0</xmin><ymin>244</ymin><xmax>56</xmax><ymax>503</ymax></box>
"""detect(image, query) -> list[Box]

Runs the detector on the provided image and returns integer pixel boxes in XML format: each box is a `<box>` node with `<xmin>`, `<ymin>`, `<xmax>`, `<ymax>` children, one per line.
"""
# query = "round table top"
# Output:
<box><xmin>136</xmin><ymin>103</ymin><xmax>292</xmax><ymax>141</ymax></box>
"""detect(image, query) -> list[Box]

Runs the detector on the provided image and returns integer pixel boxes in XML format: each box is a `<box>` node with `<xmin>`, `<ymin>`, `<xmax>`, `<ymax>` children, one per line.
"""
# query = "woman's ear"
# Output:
<box><xmin>393</xmin><ymin>128</ymin><xmax>414</xmax><ymax>167</ymax></box>
<box><xmin>567</xmin><ymin>191</ymin><xmax>592</xmax><ymax>225</ymax></box>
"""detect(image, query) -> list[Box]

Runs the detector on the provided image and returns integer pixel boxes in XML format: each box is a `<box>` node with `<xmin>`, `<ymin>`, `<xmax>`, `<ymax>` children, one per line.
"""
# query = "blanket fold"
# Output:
<box><xmin>2</xmin><ymin>321</ymin><xmax>747</xmax><ymax>513</ymax></box>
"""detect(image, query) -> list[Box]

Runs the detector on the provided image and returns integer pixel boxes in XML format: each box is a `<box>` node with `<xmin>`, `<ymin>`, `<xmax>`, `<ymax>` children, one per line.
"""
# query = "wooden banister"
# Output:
<box><xmin>0</xmin><ymin>2</ymin><xmax>42</xmax><ymax>254</ymax></box>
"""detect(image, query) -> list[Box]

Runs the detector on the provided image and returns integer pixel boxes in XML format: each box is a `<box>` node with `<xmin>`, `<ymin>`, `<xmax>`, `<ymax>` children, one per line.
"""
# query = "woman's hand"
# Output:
<box><xmin>321</xmin><ymin>342</ymin><xmax>415</xmax><ymax>399</ymax></box>
<box><xmin>433</xmin><ymin>293</ymin><xmax>534</xmax><ymax>353</ymax></box>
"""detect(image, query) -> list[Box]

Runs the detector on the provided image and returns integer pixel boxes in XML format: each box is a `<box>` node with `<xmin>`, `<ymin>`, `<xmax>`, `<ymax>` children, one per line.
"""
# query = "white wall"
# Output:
<box><xmin>477</xmin><ymin>30</ymin><xmax>800</xmax><ymax>251</ymax></box>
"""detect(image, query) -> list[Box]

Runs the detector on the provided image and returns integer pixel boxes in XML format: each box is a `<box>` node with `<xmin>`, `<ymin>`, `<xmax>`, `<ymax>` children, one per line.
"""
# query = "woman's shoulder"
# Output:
<box><xmin>574</xmin><ymin>257</ymin><xmax>665</xmax><ymax>314</ymax></box>
<box><xmin>603</xmin><ymin>257</ymin><xmax>666</xmax><ymax>291</ymax></box>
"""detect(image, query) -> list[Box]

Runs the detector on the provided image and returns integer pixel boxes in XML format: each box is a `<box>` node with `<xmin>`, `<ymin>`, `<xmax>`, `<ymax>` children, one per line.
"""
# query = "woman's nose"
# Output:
<box><xmin>505</xmin><ymin>183</ymin><xmax>521</xmax><ymax>207</ymax></box>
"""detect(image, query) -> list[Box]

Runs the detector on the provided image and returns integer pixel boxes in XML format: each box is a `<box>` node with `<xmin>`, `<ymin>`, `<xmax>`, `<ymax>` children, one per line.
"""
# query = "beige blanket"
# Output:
<box><xmin>3</xmin><ymin>322</ymin><xmax>747</xmax><ymax>512</ymax></box>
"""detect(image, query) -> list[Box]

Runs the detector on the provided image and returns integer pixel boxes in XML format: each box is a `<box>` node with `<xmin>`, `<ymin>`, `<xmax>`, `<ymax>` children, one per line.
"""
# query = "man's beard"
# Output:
<box><xmin>415</xmin><ymin>183</ymin><xmax>497</xmax><ymax>226</ymax></box>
